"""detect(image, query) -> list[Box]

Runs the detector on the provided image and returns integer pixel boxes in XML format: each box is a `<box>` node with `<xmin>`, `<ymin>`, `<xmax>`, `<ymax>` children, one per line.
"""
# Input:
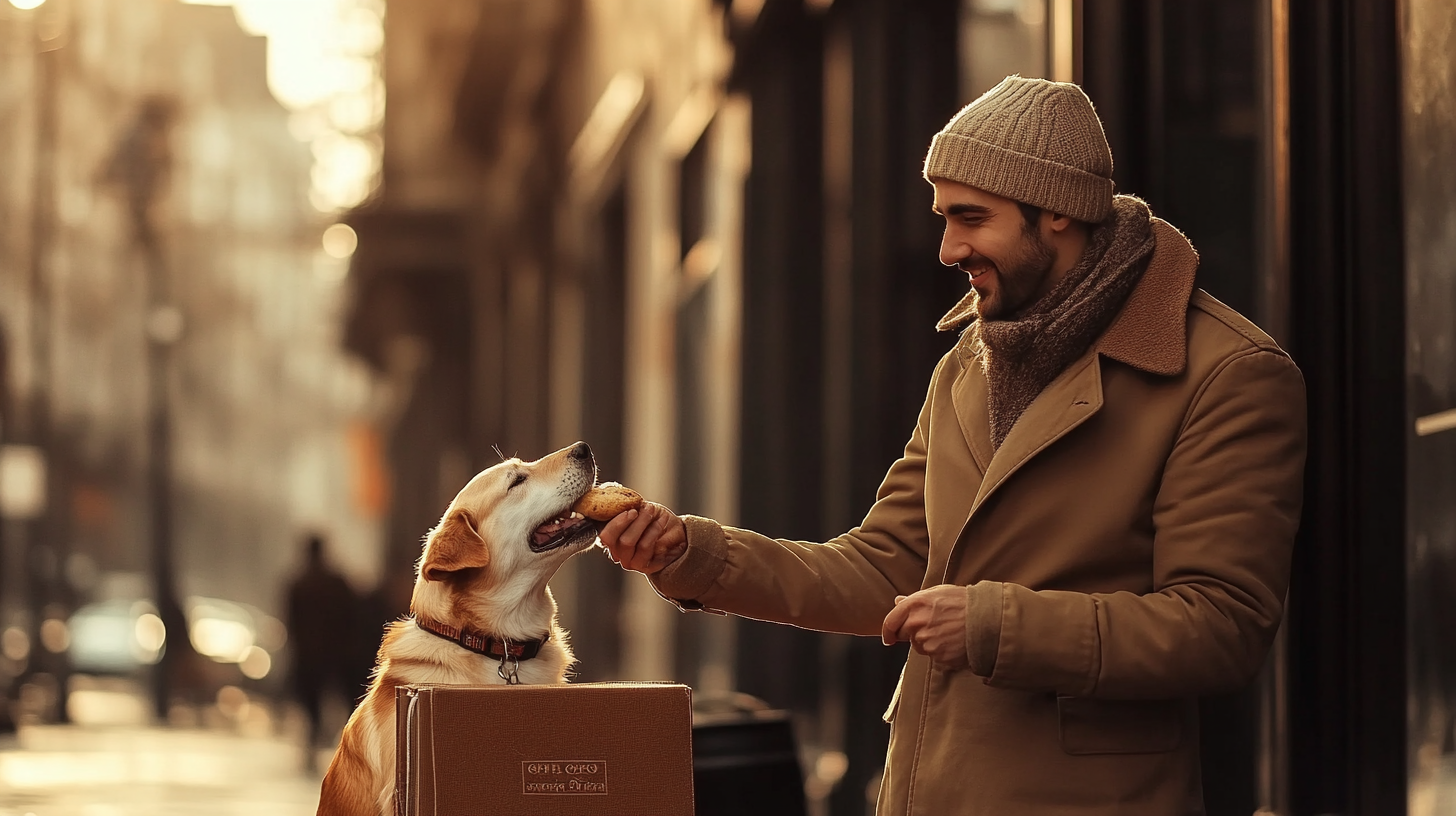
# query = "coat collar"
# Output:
<box><xmin>941</xmin><ymin>217</ymin><xmax>1199</xmax><ymax>377</ymax></box>
<box><xmin>1093</xmin><ymin>218</ymin><xmax>1199</xmax><ymax>376</ymax></box>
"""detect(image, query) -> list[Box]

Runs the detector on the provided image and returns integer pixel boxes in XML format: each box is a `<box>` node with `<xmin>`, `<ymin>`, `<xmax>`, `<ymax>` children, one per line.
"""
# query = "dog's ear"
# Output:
<box><xmin>420</xmin><ymin>509</ymin><xmax>489</xmax><ymax>582</ymax></box>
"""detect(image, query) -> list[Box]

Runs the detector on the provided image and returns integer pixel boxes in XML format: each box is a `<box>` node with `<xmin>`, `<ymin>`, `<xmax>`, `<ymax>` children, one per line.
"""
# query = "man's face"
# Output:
<box><xmin>932</xmin><ymin>180</ymin><xmax>1056</xmax><ymax>321</ymax></box>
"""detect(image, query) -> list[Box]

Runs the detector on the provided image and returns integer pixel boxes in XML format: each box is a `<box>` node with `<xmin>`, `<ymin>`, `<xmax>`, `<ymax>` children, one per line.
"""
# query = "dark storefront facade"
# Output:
<box><xmin>707</xmin><ymin>0</ymin><xmax>1442</xmax><ymax>812</ymax></box>
<box><xmin>345</xmin><ymin>1</ymin><xmax>1446</xmax><ymax>813</ymax></box>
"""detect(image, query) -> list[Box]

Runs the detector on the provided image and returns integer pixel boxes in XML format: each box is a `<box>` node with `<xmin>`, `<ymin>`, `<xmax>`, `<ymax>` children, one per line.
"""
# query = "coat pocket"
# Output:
<box><xmin>1056</xmin><ymin>696</ymin><xmax>1183</xmax><ymax>755</ymax></box>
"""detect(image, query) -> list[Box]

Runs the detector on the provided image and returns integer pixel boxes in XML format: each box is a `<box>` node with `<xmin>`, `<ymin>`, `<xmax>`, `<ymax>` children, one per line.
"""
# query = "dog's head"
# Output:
<box><xmin>417</xmin><ymin>442</ymin><xmax>604</xmax><ymax>590</ymax></box>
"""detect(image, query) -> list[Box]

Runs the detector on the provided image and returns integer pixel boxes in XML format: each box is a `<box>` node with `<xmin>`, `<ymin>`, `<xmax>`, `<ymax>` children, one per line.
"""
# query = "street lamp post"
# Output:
<box><xmin>104</xmin><ymin>95</ymin><xmax>193</xmax><ymax>722</ymax></box>
<box><xmin>0</xmin><ymin>0</ymin><xmax>66</xmax><ymax>728</ymax></box>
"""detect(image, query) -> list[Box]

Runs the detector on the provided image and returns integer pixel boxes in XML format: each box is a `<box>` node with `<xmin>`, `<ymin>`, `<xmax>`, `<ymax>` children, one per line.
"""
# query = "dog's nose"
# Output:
<box><xmin>569</xmin><ymin>442</ymin><xmax>592</xmax><ymax>461</ymax></box>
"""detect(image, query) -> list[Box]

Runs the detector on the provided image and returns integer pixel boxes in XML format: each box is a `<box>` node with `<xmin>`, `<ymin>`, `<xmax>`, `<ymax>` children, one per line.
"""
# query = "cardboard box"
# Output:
<box><xmin>395</xmin><ymin>682</ymin><xmax>694</xmax><ymax>816</ymax></box>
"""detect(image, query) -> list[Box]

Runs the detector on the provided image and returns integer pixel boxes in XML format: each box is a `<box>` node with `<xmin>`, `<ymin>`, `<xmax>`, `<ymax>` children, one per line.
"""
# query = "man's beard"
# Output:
<box><xmin>968</xmin><ymin>225</ymin><xmax>1057</xmax><ymax>321</ymax></box>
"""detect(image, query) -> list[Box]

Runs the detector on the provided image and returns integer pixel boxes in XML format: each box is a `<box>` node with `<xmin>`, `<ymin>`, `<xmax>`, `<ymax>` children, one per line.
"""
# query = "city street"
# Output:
<box><xmin>0</xmin><ymin>687</ymin><xmax>324</xmax><ymax>816</ymax></box>
<box><xmin>0</xmin><ymin>0</ymin><xmax>1452</xmax><ymax>813</ymax></box>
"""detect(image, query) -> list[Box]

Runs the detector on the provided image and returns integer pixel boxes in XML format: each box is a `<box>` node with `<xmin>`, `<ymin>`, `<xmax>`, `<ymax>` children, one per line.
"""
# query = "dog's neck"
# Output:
<box><xmin>409</xmin><ymin>575</ymin><xmax>560</xmax><ymax>644</ymax></box>
<box><xmin>414</xmin><ymin>614</ymin><xmax>552</xmax><ymax>661</ymax></box>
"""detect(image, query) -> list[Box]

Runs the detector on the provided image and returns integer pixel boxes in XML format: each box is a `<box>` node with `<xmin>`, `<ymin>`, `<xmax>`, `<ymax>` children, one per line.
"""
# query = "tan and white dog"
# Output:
<box><xmin>317</xmin><ymin>441</ymin><xmax>626</xmax><ymax>816</ymax></box>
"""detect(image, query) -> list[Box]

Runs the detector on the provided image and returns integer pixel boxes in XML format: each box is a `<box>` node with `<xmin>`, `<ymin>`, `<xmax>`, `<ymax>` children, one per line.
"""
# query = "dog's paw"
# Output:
<box><xmin>574</xmin><ymin>482</ymin><xmax>644</xmax><ymax>520</ymax></box>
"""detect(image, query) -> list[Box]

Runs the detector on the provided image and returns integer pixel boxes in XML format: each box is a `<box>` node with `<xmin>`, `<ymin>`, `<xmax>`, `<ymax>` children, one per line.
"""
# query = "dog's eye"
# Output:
<box><xmin>509</xmin><ymin>472</ymin><xmax>527</xmax><ymax>490</ymax></box>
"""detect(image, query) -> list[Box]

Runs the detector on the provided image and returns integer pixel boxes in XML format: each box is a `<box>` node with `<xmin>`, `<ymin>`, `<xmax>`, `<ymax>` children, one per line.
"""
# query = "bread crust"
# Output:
<box><xmin>573</xmin><ymin>482</ymin><xmax>644</xmax><ymax>520</ymax></box>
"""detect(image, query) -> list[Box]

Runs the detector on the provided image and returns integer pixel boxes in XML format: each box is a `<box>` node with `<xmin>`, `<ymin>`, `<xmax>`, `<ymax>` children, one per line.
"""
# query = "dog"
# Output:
<box><xmin>317</xmin><ymin>441</ymin><xmax>610</xmax><ymax>816</ymax></box>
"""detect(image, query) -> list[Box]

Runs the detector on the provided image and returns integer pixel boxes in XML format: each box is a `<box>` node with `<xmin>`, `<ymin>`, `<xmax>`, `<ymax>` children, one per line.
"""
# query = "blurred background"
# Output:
<box><xmin>0</xmin><ymin>0</ymin><xmax>1451</xmax><ymax>814</ymax></box>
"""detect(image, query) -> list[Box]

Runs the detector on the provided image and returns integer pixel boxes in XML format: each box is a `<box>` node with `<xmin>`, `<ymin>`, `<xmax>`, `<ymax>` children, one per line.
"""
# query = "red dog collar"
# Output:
<box><xmin>415</xmin><ymin>616</ymin><xmax>550</xmax><ymax>661</ymax></box>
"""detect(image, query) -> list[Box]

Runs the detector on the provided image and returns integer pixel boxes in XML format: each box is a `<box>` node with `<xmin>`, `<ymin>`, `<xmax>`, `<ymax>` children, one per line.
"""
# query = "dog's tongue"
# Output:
<box><xmin>532</xmin><ymin>514</ymin><xmax>586</xmax><ymax>545</ymax></box>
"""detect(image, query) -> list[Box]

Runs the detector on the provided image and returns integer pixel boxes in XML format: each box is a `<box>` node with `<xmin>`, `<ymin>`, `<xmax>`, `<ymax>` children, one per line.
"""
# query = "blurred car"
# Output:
<box><xmin>66</xmin><ymin>595</ymin><xmax>287</xmax><ymax>688</ymax></box>
<box><xmin>66</xmin><ymin>598</ymin><xmax>166</xmax><ymax>674</ymax></box>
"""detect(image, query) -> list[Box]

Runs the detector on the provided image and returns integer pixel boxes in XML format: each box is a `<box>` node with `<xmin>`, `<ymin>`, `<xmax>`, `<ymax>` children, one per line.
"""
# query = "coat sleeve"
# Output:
<box><xmin>648</xmin><ymin>357</ymin><xmax>946</xmax><ymax>637</ymax></box>
<box><xmin>970</xmin><ymin>348</ymin><xmax>1307</xmax><ymax>698</ymax></box>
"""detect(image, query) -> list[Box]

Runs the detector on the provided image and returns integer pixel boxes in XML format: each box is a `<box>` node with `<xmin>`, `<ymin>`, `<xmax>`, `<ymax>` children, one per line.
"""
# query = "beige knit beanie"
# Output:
<box><xmin>924</xmin><ymin>75</ymin><xmax>1114</xmax><ymax>224</ymax></box>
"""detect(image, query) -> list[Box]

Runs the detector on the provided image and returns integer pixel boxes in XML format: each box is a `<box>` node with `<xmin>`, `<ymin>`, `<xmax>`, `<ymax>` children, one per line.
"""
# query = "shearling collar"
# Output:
<box><xmin>937</xmin><ymin>217</ymin><xmax>1199</xmax><ymax>377</ymax></box>
<box><xmin>1093</xmin><ymin>218</ymin><xmax>1198</xmax><ymax>375</ymax></box>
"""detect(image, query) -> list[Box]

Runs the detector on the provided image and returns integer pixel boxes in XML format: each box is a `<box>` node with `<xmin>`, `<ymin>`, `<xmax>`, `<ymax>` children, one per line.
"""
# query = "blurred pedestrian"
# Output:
<box><xmin>602</xmin><ymin>75</ymin><xmax>1307</xmax><ymax>814</ymax></box>
<box><xmin>351</xmin><ymin>568</ymin><xmax>415</xmax><ymax>693</ymax></box>
<box><xmin>283</xmin><ymin>532</ymin><xmax>360</xmax><ymax>769</ymax></box>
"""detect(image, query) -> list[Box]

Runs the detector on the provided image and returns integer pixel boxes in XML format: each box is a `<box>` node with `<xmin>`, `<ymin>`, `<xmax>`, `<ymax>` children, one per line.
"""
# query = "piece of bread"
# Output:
<box><xmin>573</xmin><ymin>482</ymin><xmax>644</xmax><ymax>520</ymax></box>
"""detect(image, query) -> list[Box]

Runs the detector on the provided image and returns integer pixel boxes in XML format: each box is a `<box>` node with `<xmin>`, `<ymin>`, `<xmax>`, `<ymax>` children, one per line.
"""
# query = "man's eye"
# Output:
<box><xmin>510</xmin><ymin>473</ymin><xmax>527</xmax><ymax>489</ymax></box>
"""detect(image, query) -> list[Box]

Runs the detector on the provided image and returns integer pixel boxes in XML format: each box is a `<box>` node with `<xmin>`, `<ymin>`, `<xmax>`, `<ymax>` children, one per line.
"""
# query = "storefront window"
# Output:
<box><xmin>1403</xmin><ymin>0</ymin><xmax>1456</xmax><ymax>813</ymax></box>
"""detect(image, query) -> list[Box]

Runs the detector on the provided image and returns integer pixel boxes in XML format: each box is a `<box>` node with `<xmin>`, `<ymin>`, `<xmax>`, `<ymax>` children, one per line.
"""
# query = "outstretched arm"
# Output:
<box><xmin>598</xmin><ymin>354</ymin><xmax>955</xmax><ymax>636</ymax></box>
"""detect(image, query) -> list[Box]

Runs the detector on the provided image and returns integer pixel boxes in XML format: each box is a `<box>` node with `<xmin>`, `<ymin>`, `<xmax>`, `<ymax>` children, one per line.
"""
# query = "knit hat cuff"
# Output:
<box><xmin>924</xmin><ymin>130</ymin><xmax>1114</xmax><ymax>224</ymax></box>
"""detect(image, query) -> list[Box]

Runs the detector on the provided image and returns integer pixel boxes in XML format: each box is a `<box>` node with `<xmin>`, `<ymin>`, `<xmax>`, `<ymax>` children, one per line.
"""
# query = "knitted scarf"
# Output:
<box><xmin>971</xmin><ymin>195</ymin><xmax>1156</xmax><ymax>450</ymax></box>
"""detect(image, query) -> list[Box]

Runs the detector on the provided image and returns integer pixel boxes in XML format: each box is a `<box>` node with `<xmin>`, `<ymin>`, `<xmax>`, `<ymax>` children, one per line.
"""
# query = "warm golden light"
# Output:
<box><xmin>8</xmin><ymin>0</ymin><xmax>47</xmax><ymax>10</ymax></box>
<box><xmin>0</xmin><ymin>627</ymin><xmax>28</xmax><ymax>661</ymax></box>
<box><xmin>190</xmin><ymin>617</ymin><xmax>253</xmax><ymax>663</ymax></box>
<box><xmin>239</xmin><ymin>645</ymin><xmax>272</xmax><ymax>679</ymax></box>
<box><xmin>322</xmin><ymin>222</ymin><xmax>358</xmax><ymax>258</ymax></box>
<box><xmin>39</xmin><ymin>618</ymin><xmax>69</xmax><ymax>653</ymax></box>
<box><xmin>182</xmin><ymin>0</ymin><xmax>385</xmax><ymax>213</ymax></box>
<box><xmin>132</xmin><ymin>613</ymin><xmax>166</xmax><ymax>662</ymax></box>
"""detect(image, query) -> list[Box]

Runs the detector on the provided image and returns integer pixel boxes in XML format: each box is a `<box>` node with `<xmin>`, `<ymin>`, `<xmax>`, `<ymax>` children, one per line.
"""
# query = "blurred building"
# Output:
<box><xmin>0</xmin><ymin>0</ymin><xmax>386</xmax><ymax>718</ymax></box>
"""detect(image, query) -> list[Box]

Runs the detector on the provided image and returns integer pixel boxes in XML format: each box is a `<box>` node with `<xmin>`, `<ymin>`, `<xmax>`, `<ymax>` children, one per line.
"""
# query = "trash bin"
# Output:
<box><xmin>692</xmin><ymin>692</ymin><xmax>808</xmax><ymax>816</ymax></box>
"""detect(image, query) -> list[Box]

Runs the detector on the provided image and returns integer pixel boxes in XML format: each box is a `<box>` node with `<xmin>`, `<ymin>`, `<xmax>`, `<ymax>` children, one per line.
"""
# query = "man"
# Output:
<box><xmin>284</xmin><ymin>532</ymin><xmax>361</xmax><ymax>770</ymax></box>
<box><xmin>602</xmin><ymin>76</ymin><xmax>1306</xmax><ymax>814</ymax></box>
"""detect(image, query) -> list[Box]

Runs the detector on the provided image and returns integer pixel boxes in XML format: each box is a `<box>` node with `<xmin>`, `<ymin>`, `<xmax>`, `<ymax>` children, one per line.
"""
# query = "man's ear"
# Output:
<box><xmin>420</xmin><ymin>509</ymin><xmax>488</xmax><ymax>582</ymax></box>
<box><xmin>1046</xmin><ymin>210</ymin><xmax>1082</xmax><ymax>235</ymax></box>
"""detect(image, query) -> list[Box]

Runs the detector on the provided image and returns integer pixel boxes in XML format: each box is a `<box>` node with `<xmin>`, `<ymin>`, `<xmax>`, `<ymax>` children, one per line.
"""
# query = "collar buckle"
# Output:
<box><xmin>497</xmin><ymin>648</ymin><xmax>522</xmax><ymax>684</ymax></box>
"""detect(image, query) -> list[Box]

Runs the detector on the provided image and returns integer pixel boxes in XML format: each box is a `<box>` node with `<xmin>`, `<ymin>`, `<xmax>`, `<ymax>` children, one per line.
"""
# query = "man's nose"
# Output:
<box><xmin>940</xmin><ymin>232</ymin><xmax>971</xmax><ymax>268</ymax></box>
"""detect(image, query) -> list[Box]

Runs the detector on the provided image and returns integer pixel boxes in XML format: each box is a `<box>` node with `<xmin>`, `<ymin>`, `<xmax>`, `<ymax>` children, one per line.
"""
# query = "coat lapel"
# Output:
<box><xmin>951</xmin><ymin>338</ymin><xmax>995</xmax><ymax>475</ymax></box>
<box><xmin>940</xmin><ymin>353</ymin><xmax>1103</xmax><ymax>584</ymax></box>
<box><xmin>972</xmin><ymin>350</ymin><xmax>1103</xmax><ymax>515</ymax></box>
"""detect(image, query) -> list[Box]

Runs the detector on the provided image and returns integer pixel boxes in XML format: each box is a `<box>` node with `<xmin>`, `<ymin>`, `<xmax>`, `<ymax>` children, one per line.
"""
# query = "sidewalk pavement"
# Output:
<box><xmin>6</xmin><ymin>686</ymin><xmax>1452</xmax><ymax>816</ymax></box>
<box><xmin>0</xmin><ymin>698</ymin><xmax>326</xmax><ymax>816</ymax></box>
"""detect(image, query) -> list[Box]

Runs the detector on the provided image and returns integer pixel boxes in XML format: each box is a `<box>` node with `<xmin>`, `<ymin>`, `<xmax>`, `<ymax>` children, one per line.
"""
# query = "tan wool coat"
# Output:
<box><xmin>652</xmin><ymin>219</ymin><xmax>1307</xmax><ymax>815</ymax></box>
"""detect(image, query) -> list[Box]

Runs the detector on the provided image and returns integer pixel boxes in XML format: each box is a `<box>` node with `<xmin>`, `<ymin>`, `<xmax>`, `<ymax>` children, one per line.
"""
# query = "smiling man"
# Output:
<box><xmin>602</xmin><ymin>75</ymin><xmax>1308</xmax><ymax>815</ymax></box>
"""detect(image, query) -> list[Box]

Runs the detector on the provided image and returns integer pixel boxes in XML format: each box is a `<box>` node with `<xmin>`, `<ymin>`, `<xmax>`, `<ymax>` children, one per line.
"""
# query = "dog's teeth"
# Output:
<box><xmin>569</xmin><ymin>511</ymin><xmax>583</xmax><ymax>519</ymax></box>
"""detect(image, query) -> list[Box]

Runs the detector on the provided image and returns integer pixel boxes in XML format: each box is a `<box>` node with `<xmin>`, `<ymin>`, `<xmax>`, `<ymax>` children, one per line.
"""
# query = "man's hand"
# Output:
<box><xmin>599</xmin><ymin>501</ymin><xmax>688</xmax><ymax>575</ymax></box>
<box><xmin>880</xmin><ymin>584</ymin><xmax>969</xmax><ymax>670</ymax></box>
